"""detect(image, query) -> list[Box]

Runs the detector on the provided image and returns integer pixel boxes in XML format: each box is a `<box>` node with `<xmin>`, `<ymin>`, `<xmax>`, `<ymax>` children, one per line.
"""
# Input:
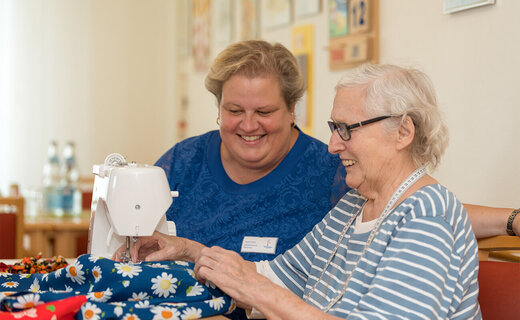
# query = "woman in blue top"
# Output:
<box><xmin>154</xmin><ymin>40</ymin><xmax>348</xmax><ymax>266</ymax></box>
<box><xmin>123</xmin><ymin>64</ymin><xmax>482</xmax><ymax>319</ymax></box>
<box><xmin>151</xmin><ymin>40</ymin><xmax>518</xmax><ymax>266</ymax></box>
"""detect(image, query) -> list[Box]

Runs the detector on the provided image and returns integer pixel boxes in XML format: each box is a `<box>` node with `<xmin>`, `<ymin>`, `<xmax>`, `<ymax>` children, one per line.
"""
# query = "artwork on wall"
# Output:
<box><xmin>237</xmin><ymin>0</ymin><xmax>259</xmax><ymax>40</ymax></box>
<box><xmin>292</xmin><ymin>25</ymin><xmax>314</xmax><ymax>135</ymax></box>
<box><xmin>329</xmin><ymin>0</ymin><xmax>349</xmax><ymax>38</ymax></box>
<box><xmin>328</xmin><ymin>0</ymin><xmax>378</xmax><ymax>70</ymax></box>
<box><xmin>294</xmin><ymin>0</ymin><xmax>321</xmax><ymax>18</ymax></box>
<box><xmin>192</xmin><ymin>0</ymin><xmax>211</xmax><ymax>72</ymax></box>
<box><xmin>211</xmin><ymin>0</ymin><xmax>233</xmax><ymax>56</ymax></box>
<box><xmin>261</xmin><ymin>0</ymin><xmax>291</xmax><ymax>30</ymax></box>
<box><xmin>443</xmin><ymin>0</ymin><xmax>495</xmax><ymax>14</ymax></box>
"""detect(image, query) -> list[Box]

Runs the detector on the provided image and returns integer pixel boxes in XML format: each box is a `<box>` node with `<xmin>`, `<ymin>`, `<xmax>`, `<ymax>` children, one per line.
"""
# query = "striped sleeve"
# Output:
<box><xmin>348</xmin><ymin>187</ymin><xmax>480</xmax><ymax>319</ymax></box>
<box><xmin>267</xmin><ymin>209</ymin><xmax>331</xmax><ymax>297</ymax></box>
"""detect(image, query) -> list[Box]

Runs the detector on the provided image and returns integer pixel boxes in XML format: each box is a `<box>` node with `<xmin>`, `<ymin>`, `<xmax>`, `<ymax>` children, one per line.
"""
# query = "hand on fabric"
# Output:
<box><xmin>112</xmin><ymin>231</ymin><xmax>205</xmax><ymax>263</ymax></box>
<box><xmin>193</xmin><ymin>246</ymin><xmax>266</xmax><ymax>310</ymax></box>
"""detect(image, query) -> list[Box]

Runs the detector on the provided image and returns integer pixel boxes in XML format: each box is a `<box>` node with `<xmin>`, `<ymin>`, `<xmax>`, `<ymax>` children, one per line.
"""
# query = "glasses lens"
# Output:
<box><xmin>328</xmin><ymin>121</ymin><xmax>349</xmax><ymax>141</ymax></box>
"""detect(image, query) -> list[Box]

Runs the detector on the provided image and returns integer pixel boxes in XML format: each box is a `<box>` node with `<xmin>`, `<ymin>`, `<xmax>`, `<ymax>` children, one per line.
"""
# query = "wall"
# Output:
<box><xmin>183</xmin><ymin>0</ymin><xmax>520</xmax><ymax>207</ymax></box>
<box><xmin>0</xmin><ymin>0</ymin><xmax>178</xmax><ymax>193</ymax></box>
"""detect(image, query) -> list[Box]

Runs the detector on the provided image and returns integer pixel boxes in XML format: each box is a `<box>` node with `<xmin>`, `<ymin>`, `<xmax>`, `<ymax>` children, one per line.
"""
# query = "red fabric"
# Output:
<box><xmin>0</xmin><ymin>295</ymin><xmax>87</xmax><ymax>320</ymax></box>
<box><xmin>478</xmin><ymin>260</ymin><xmax>520</xmax><ymax>320</ymax></box>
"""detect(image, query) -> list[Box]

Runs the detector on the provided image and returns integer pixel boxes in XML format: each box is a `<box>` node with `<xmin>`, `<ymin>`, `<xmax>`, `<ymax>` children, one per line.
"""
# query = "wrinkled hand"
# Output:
<box><xmin>194</xmin><ymin>246</ymin><xmax>269</xmax><ymax>310</ymax></box>
<box><xmin>112</xmin><ymin>231</ymin><xmax>204</xmax><ymax>263</ymax></box>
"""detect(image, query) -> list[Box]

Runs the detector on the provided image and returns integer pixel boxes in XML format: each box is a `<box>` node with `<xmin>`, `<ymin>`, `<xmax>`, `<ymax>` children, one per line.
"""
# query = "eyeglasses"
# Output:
<box><xmin>328</xmin><ymin>115</ymin><xmax>391</xmax><ymax>141</ymax></box>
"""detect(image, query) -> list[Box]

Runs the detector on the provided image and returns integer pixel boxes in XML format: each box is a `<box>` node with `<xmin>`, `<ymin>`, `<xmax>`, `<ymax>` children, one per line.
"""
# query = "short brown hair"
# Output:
<box><xmin>205</xmin><ymin>40</ymin><xmax>305</xmax><ymax>109</ymax></box>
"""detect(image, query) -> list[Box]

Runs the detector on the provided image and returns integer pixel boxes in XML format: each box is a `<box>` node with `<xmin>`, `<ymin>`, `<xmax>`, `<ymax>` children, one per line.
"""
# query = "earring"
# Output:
<box><xmin>216</xmin><ymin>115</ymin><xmax>220</xmax><ymax>125</ymax></box>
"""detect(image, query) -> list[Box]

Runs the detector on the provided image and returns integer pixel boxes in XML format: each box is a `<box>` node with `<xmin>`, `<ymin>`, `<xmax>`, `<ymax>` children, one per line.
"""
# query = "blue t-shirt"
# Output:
<box><xmin>155</xmin><ymin>130</ymin><xmax>348</xmax><ymax>262</ymax></box>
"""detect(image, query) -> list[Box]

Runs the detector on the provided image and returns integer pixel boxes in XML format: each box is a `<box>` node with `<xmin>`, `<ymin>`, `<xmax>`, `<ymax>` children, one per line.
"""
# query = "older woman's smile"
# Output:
<box><xmin>342</xmin><ymin>159</ymin><xmax>357</xmax><ymax>167</ymax></box>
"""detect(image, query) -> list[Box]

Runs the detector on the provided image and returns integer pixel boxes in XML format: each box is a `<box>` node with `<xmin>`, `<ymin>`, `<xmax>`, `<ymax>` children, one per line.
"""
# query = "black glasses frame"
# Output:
<box><xmin>328</xmin><ymin>115</ymin><xmax>391</xmax><ymax>141</ymax></box>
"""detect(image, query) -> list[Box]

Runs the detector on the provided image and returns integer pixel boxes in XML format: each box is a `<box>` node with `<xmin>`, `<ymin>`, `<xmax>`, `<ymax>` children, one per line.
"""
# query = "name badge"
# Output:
<box><xmin>240</xmin><ymin>236</ymin><xmax>278</xmax><ymax>254</ymax></box>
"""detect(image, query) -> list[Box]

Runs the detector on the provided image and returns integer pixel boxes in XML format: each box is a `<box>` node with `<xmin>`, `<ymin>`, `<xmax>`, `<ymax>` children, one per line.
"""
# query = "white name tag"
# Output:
<box><xmin>240</xmin><ymin>236</ymin><xmax>278</xmax><ymax>254</ymax></box>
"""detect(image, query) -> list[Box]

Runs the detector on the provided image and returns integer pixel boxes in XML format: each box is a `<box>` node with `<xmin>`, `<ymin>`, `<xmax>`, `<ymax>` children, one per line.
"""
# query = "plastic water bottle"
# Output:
<box><xmin>42</xmin><ymin>141</ymin><xmax>63</xmax><ymax>216</ymax></box>
<box><xmin>60</xmin><ymin>141</ymin><xmax>82</xmax><ymax>216</ymax></box>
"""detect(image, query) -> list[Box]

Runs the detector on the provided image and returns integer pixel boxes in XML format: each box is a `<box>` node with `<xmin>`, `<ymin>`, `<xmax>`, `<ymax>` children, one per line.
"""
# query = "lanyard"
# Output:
<box><xmin>303</xmin><ymin>166</ymin><xmax>427</xmax><ymax>311</ymax></box>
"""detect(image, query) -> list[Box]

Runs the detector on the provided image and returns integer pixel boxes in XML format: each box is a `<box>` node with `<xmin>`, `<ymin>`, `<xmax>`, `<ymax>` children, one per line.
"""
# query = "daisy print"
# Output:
<box><xmin>135</xmin><ymin>300</ymin><xmax>150</xmax><ymax>308</ymax></box>
<box><xmin>122</xmin><ymin>280</ymin><xmax>130</xmax><ymax>288</ymax></box>
<box><xmin>151</xmin><ymin>272</ymin><xmax>178</xmax><ymax>298</ymax></box>
<box><xmin>12</xmin><ymin>294</ymin><xmax>44</xmax><ymax>309</ymax></box>
<box><xmin>55</xmin><ymin>266</ymin><xmax>63</xmax><ymax>277</ymax></box>
<box><xmin>115</xmin><ymin>262</ymin><xmax>142</xmax><ymax>278</ymax></box>
<box><xmin>18</xmin><ymin>274</ymin><xmax>30</xmax><ymax>279</ymax></box>
<box><xmin>88</xmin><ymin>288</ymin><xmax>113</xmax><ymax>302</ymax></box>
<box><xmin>186</xmin><ymin>269</ymin><xmax>196</xmax><ymax>279</ymax></box>
<box><xmin>149</xmin><ymin>263</ymin><xmax>169</xmax><ymax>269</ymax></box>
<box><xmin>151</xmin><ymin>305</ymin><xmax>181</xmax><ymax>320</ymax></box>
<box><xmin>186</xmin><ymin>283</ymin><xmax>204</xmax><ymax>297</ymax></box>
<box><xmin>42</xmin><ymin>273</ymin><xmax>50</xmax><ymax>282</ymax></box>
<box><xmin>1</xmin><ymin>281</ymin><xmax>18</xmax><ymax>288</ymax></box>
<box><xmin>88</xmin><ymin>255</ymin><xmax>102</xmax><ymax>263</ymax></box>
<box><xmin>92</xmin><ymin>266</ymin><xmax>102</xmax><ymax>283</ymax></box>
<box><xmin>129</xmin><ymin>292</ymin><xmax>149</xmax><ymax>301</ymax></box>
<box><xmin>29</xmin><ymin>278</ymin><xmax>40</xmax><ymax>293</ymax></box>
<box><xmin>122</xmin><ymin>314</ymin><xmax>140</xmax><ymax>320</ymax></box>
<box><xmin>0</xmin><ymin>273</ymin><xmax>10</xmax><ymax>277</ymax></box>
<box><xmin>181</xmin><ymin>307</ymin><xmax>202</xmax><ymax>319</ymax></box>
<box><xmin>81</xmin><ymin>302</ymin><xmax>102</xmax><ymax>320</ymax></box>
<box><xmin>111</xmin><ymin>301</ymin><xmax>126</xmax><ymax>317</ymax></box>
<box><xmin>206</xmin><ymin>296</ymin><xmax>225</xmax><ymax>311</ymax></box>
<box><xmin>174</xmin><ymin>261</ymin><xmax>189</xmax><ymax>267</ymax></box>
<box><xmin>66</xmin><ymin>262</ymin><xmax>86</xmax><ymax>285</ymax></box>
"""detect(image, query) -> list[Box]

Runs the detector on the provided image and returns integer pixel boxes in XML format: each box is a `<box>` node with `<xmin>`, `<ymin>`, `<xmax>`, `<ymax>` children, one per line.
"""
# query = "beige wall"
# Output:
<box><xmin>2</xmin><ymin>0</ymin><xmax>519</xmax><ymax>209</ymax></box>
<box><xmin>183</xmin><ymin>0</ymin><xmax>520</xmax><ymax>207</ymax></box>
<box><xmin>1</xmin><ymin>0</ymin><xmax>178</xmax><ymax>192</ymax></box>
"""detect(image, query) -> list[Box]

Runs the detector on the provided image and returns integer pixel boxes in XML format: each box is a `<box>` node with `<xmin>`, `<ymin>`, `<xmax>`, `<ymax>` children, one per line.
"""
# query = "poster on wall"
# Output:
<box><xmin>211</xmin><ymin>0</ymin><xmax>233</xmax><ymax>56</ymax></box>
<box><xmin>237</xmin><ymin>0</ymin><xmax>259</xmax><ymax>40</ymax></box>
<box><xmin>262</xmin><ymin>0</ymin><xmax>291</xmax><ymax>30</ymax></box>
<box><xmin>192</xmin><ymin>0</ymin><xmax>211</xmax><ymax>72</ymax></box>
<box><xmin>292</xmin><ymin>25</ymin><xmax>314</xmax><ymax>135</ymax></box>
<box><xmin>443</xmin><ymin>0</ymin><xmax>495</xmax><ymax>13</ymax></box>
<box><xmin>294</xmin><ymin>0</ymin><xmax>321</xmax><ymax>18</ymax></box>
<box><xmin>329</xmin><ymin>0</ymin><xmax>349</xmax><ymax>38</ymax></box>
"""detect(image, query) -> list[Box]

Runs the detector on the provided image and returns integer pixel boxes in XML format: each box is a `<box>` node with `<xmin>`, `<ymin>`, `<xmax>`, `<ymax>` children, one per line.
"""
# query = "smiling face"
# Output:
<box><xmin>219</xmin><ymin>74</ymin><xmax>296</xmax><ymax>178</ymax></box>
<box><xmin>328</xmin><ymin>87</ymin><xmax>398</xmax><ymax>194</ymax></box>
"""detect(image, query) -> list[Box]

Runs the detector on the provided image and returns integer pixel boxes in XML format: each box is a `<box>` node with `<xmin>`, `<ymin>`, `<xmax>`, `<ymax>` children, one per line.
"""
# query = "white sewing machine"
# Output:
<box><xmin>88</xmin><ymin>153</ymin><xmax>178</xmax><ymax>260</ymax></box>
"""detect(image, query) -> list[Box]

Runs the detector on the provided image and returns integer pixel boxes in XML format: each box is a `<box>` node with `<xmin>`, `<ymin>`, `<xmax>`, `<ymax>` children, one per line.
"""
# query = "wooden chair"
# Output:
<box><xmin>0</xmin><ymin>196</ymin><xmax>25</xmax><ymax>258</ymax></box>
<box><xmin>477</xmin><ymin>236</ymin><xmax>520</xmax><ymax>320</ymax></box>
<box><xmin>478</xmin><ymin>235</ymin><xmax>520</xmax><ymax>262</ymax></box>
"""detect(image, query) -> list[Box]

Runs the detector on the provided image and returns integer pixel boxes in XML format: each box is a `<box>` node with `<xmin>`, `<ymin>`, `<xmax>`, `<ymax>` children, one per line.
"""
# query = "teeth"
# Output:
<box><xmin>342</xmin><ymin>160</ymin><xmax>356</xmax><ymax>167</ymax></box>
<box><xmin>242</xmin><ymin>135</ymin><xmax>262</xmax><ymax>142</ymax></box>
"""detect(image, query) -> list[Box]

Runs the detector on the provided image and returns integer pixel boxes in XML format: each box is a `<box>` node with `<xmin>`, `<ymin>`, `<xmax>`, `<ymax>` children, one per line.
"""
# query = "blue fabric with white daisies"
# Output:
<box><xmin>0</xmin><ymin>254</ymin><xmax>235</xmax><ymax>319</ymax></box>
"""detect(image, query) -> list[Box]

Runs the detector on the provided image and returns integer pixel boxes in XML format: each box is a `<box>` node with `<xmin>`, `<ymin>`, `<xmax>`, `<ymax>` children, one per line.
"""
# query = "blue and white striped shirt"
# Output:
<box><xmin>269</xmin><ymin>184</ymin><xmax>481</xmax><ymax>319</ymax></box>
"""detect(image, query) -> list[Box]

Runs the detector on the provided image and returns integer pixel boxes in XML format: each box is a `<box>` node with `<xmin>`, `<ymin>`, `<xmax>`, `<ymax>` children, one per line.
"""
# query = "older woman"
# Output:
<box><xmin>166</xmin><ymin>64</ymin><xmax>480</xmax><ymax>319</ymax></box>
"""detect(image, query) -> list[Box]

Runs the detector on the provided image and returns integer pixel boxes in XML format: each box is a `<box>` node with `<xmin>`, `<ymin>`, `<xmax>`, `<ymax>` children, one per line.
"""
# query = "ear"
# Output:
<box><xmin>396</xmin><ymin>115</ymin><xmax>415</xmax><ymax>150</ymax></box>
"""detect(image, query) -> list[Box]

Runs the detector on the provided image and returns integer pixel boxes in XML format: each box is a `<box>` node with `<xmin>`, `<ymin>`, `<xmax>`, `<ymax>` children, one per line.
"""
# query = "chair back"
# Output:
<box><xmin>477</xmin><ymin>236</ymin><xmax>520</xmax><ymax>320</ymax></box>
<box><xmin>0</xmin><ymin>196</ymin><xmax>25</xmax><ymax>258</ymax></box>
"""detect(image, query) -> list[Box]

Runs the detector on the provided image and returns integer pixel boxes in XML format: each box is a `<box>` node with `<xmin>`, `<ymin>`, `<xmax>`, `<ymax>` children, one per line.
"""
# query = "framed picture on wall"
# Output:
<box><xmin>237</xmin><ymin>0</ymin><xmax>259</xmax><ymax>40</ymax></box>
<box><xmin>261</xmin><ymin>0</ymin><xmax>291</xmax><ymax>30</ymax></box>
<box><xmin>443</xmin><ymin>0</ymin><xmax>495</xmax><ymax>14</ymax></box>
<box><xmin>192</xmin><ymin>0</ymin><xmax>211</xmax><ymax>72</ymax></box>
<box><xmin>294</xmin><ymin>0</ymin><xmax>321</xmax><ymax>19</ymax></box>
<box><xmin>329</xmin><ymin>0</ymin><xmax>349</xmax><ymax>38</ymax></box>
<box><xmin>211</xmin><ymin>0</ymin><xmax>233</xmax><ymax>56</ymax></box>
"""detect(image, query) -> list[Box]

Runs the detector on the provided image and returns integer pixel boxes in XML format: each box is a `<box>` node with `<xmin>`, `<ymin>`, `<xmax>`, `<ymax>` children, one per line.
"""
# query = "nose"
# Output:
<box><xmin>328</xmin><ymin>130</ymin><xmax>346</xmax><ymax>154</ymax></box>
<box><xmin>240</xmin><ymin>112</ymin><xmax>259</xmax><ymax>131</ymax></box>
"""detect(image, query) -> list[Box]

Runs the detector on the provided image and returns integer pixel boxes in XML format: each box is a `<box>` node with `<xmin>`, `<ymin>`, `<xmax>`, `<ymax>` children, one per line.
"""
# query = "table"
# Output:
<box><xmin>24</xmin><ymin>211</ymin><xmax>90</xmax><ymax>258</ymax></box>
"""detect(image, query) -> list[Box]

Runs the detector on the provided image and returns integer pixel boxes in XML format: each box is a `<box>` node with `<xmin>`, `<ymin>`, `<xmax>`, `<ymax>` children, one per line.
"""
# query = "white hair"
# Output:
<box><xmin>335</xmin><ymin>64</ymin><xmax>449</xmax><ymax>171</ymax></box>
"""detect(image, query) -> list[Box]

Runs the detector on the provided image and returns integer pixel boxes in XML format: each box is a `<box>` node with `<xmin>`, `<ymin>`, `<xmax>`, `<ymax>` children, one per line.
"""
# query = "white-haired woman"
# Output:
<box><xmin>190</xmin><ymin>64</ymin><xmax>481</xmax><ymax>319</ymax></box>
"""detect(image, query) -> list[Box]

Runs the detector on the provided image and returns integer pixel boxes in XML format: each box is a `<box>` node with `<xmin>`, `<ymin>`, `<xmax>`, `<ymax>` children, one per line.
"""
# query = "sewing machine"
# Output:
<box><xmin>88</xmin><ymin>153</ymin><xmax>178</xmax><ymax>260</ymax></box>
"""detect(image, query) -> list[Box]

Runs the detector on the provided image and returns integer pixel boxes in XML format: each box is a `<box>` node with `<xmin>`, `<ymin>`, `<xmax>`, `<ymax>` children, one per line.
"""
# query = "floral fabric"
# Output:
<box><xmin>0</xmin><ymin>254</ymin><xmax>235</xmax><ymax>319</ymax></box>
